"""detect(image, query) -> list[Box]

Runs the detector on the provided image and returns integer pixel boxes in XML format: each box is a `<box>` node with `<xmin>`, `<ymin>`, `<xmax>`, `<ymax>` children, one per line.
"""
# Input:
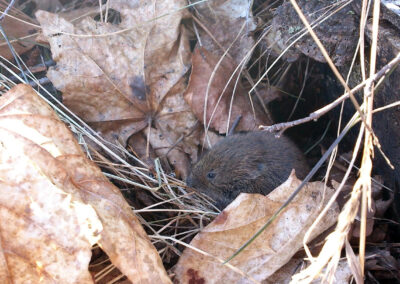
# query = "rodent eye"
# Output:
<box><xmin>207</xmin><ymin>171</ymin><xmax>216</xmax><ymax>179</ymax></box>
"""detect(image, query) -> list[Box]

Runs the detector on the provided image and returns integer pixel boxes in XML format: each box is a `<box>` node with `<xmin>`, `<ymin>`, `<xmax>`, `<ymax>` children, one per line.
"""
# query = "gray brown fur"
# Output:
<box><xmin>186</xmin><ymin>132</ymin><xmax>309</xmax><ymax>210</ymax></box>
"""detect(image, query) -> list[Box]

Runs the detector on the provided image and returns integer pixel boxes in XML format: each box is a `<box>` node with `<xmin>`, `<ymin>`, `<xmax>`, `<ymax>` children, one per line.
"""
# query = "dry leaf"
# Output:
<box><xmin>365</xmin><ymin>249</ymin><xmax>400</xmax><ymax>274</ymax></box>
<box><xmin>329</xmin><ymin>175</ymin><xmax>391</xmax><ymax>239</ymax></box>
<box><xmin>0</xmin><ymin>3</ymin><xmax>38</xmax><ymax>60</ymax></box>
<box><xmin>184</xmin><ymin>48</ymin><xmax>271</xmax><ymax>135</ymax></box>
<box><xmin>175</xmin><ymin>172</ymin><xmax>339</xmax><ymax>283</ymax></box>
<box><xmin>36</xmin><ymin>0</ymin><xmax>198</xmax><ymax>175</ymax></box>
<box><xmin>0</xmin><ymin>84</ymin><xmax>170</xmax><ymax>283</ymax></box>
<box><xmin>351</xmin><ymin>176</ymin><xmax>393</xmax><ymax>239</ymax></box>
<box><xmin>192</xmin><ymin>0</ymin><xmax>256</xmax><ymax>65</ymax></box>
<box><xmin>265</xmin><ymin>258</ymin><xmax>353</xmax><ymax>284</ymax></box>
<box><xmin>144</xmin><ymin>127</ymin><xmax>191</xmax><ymax>179</ymax></box>
<box><xmin>153</xmin><ymin>77</ymin><xmax>201</xmax><ymax>166</ymax></box>
<box><xmin>263</xmin><ymin>258</ymin><xmax>304</xmax><ymax>284</ymax></box>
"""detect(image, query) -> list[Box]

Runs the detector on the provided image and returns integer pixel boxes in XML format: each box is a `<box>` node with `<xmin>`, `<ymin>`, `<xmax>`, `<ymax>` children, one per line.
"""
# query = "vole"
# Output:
<box><xmin>186</xmin><ymin>131</ymin><xmax>310</xmax><ymax>210</ymax></box>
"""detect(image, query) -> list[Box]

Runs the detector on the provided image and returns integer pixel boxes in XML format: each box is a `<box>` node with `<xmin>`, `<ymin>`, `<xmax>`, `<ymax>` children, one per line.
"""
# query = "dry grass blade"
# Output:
<box><xmin>358</xmin><ymin>0</ymin><xmax>381</xmax><ymax>276</ymax></box>
<box><xmin>345</xmin><ymin>238</ymin><xmax>363</xmax><ymax>284</ymax></box>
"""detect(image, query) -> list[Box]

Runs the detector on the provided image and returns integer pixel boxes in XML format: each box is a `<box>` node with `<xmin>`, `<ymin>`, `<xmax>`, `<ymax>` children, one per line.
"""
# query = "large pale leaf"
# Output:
<box><xmin>175</xmin><ymin>172</ymin><xmax>339</xmax><ymax>283</ymax></box>
<box><xmin>0</xmin><ymin>84</ymin><xmax>171</xmax><ymax>283</ymax></box>
<box><xmin>36</xmin><ymin>0</ymin><xmax>197</xmax><ymax>176</ymax></box>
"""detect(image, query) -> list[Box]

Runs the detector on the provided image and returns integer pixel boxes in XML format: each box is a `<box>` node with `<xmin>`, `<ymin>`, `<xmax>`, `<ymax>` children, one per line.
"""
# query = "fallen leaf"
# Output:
<box><xmin>174</xmin><ymin>172</ymin><xmax>339</xmax><ymax>283</ymax></box>
<box><xmin>263</xmin><ymin>258</ymin><xmax>304</xmax><ymax>284</ymax></box>
<box><xmin>184</xmin><ymin>48</ymin><xmax>271</xmax><ymax>135</ymax></box>
<box><xmin>36</xmin><ymin>0</ymin><xmax>198</xmax><ymax>175</ymax></box>
<box><xmin>350</xmin><ymin>176</ymin><xmax>394</xmax><ymax>239</ymax></box>
<box><xmin>0</xmin><ymin>3</ymin><xmax>38</xmax><ymax>60</ymax></box>
<box><xmin>265</xmin><ymin>258</ymin><xmax>353</xmax><ymax>284</ymax></box>
<box><xmin>144</xmin><ymin>127</ymin><xmax>191</xmax><ymax>179</ymax></box>
<box><xmin>0</xmin><ymin>84</ymin><xmax>170</xmax><ymax>283</ymax></box>
<box><xmin>192</xmin><ymin>0</ymin><xmax>256</xmax><ymax>65</ymax></box>
<box><xmin>365</xmin><ymin>249</ymin><xmax>400</xmax><ymax>273</ymax></box>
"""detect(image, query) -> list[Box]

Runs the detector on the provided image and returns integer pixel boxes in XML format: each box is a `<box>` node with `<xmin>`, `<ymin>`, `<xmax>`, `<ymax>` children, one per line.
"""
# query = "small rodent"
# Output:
<box><xmin>186</xmin><ymin>131</ymin><xmax>310</xmax><ymax>210</ymax></box>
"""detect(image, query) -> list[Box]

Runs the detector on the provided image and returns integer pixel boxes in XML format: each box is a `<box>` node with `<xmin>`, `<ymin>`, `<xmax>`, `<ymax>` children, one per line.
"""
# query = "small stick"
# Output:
<box><xmin>260</xmin><ymin>52</ymin><xmax>400</xmax><ymax>132</ymax></box>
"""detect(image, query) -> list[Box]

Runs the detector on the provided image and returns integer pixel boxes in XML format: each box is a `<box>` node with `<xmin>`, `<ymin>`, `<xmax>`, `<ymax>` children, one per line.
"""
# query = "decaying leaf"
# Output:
<box><xmin>0</xmin><ymin>84</ymin><xmax>170</xmax><ymax>283</ymax></box>
<box><xmin>265</xmin><ymin>257</ymin><xmax>353</xmax><ymax>283</ymax></box>
<box><xmin>264</xmin><ymin>258</ymin><xmax>305</xmax><ymax>284</ymax></box>
<box><xmin>329</xmin><ymin>167</ymin><xmax>393</xmax><ymax>239</ymax></box>
<box><xmin>35</xmin><ymin>0</ymin><xmax>198</xmax><ymax>176</ymax></box>
<box><xmin>0</xmin><ymin>3</ymin><xmax>38</xmax><ymax>60</ymax></box>
<box><xmin>144</xmin><ymin>127</ymin><xmax>191</xmax><ymax>179</ymax></box>
<box><xmin>175</xmin><ymin>172</ymin><xmax>339</xmax><ymax>283</ymax></box>
<box><xmin>192</xmin><ymin>0</ymin><xmax>256</xmax><ymax>65</ymax></box>
<box><xmin>184</xmin><ymin>48</ymin><xmax>271</xmax><ymax>135</ymax></box>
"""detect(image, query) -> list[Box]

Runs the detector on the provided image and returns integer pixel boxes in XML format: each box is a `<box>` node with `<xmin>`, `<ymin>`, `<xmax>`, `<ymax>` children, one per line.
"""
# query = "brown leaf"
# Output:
<box><xmin>184</xmin><ymin>48</ymin><xmax>271</xmax><ymax>134</ymax></box>
<box><xmin>265</xmin><ymin>258</ymin><xmax>353</xmax><ymax>283</ymax></box>
<box><xmin>192</xmin><ymin>0</ymin><xmax>256</xmax><ymax>65</ymax></box>
<box><xmin>174</xmin><ymin>172</ymin><xmax>339</xmax><ymax>283</ymax></box>
<box><xmin>0</xmin><ymin>84</ymin><xmax>171</xmax><ymax>283</ymax></box>
<box><xmin>154</xmin><ymin>77</ymin><xmax>200</xmax><ymax>164</ymax></box>
<box><xmin>35</xmin><ymin>0</ymin><xmax>199</xmax><ymax>175</ymax></box>
<box><xmin>0</xmin><ymin>3</ymin><xmax>38</xmax><ymax>60</ymax></box>
<box><xmin>144</xmin><ymin>127</ymin><xmax>191</xmax><ymax>179</ymax></box>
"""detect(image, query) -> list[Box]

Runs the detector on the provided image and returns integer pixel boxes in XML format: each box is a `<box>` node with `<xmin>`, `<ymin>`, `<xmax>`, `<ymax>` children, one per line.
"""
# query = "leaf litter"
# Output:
<box><xmin>1</xmin><ymin>0</ymin><xmax>398</xmax><ymax>282</ymax></box>
<box><xmin>35</xmin><ymin>0</ymin><xmax>198</xmax><ymax>178</ymax></box>
<box><xmin>175</xmin><ymin>172</ymin><xmax>339</xmax><ymax>283</ymax></box>
<box><xmin>0</xmin><ymin>84</ymin><xmax>170</xmax><ymax>283</ymax></box>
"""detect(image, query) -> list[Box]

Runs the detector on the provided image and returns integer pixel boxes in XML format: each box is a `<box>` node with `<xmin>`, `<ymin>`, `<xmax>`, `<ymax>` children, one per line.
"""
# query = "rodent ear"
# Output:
<box><xmin>196</xmin><ymin>147</ymin><xmax>210</xmax><ymax>162</ymax></box>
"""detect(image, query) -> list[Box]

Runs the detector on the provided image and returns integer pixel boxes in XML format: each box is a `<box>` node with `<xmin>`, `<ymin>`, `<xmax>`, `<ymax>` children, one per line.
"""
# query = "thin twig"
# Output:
<box><xmin>260</xmin><ymin>52</ymin><xmax>400</xmax><ymax>132</ymax></box>
<box><xmin>288</xmin><ymin>0</ymin><xmax>372</xmax><ymax>134</ymax></box>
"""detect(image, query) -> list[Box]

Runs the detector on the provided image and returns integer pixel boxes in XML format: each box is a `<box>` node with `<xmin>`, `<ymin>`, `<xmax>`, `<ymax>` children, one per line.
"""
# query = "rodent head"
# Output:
<box><xmin>186</xmin><ymin>135</ymin><xmax>272</xmax><ymax>210</ymax></box>
<box><xmin>186</xmin><ymin>132</ymin><xmax>309</xmax><ymax>210</ymax></box>
<box><xmin>186</xmin><ymin>150</ymin><xmax>241</xmax><ymax>210</ymax></box>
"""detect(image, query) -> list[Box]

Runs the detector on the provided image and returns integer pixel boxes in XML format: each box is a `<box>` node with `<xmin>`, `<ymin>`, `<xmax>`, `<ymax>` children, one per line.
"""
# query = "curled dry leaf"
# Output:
<box><xmin>184</xmin><ymin>48</ymin><xmax>272</xmax><ymax>135</ymax></box>
<box><xmin>175</xmin><ymin>172</ymin><xmax>339</xmax><ymax>283</ymax></box>
<box><xmin>0</xmin><ymin>84</ymin><xmax>170</xmax><ymax>283</ymax></box>
<box><xmin>36</xmin><ymin>0</ymin><xmax>198</xmax><ymax>175</ymax></box>
<box><xmin>329</xmin><ymin>171</ymin><xmax>392</xmax><ymax>239</ymax></box>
